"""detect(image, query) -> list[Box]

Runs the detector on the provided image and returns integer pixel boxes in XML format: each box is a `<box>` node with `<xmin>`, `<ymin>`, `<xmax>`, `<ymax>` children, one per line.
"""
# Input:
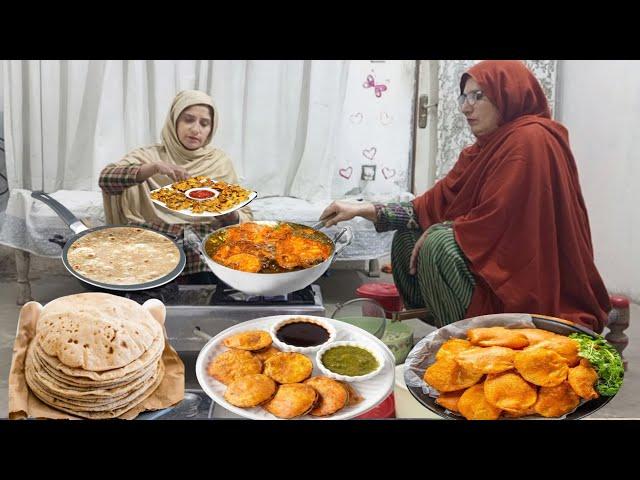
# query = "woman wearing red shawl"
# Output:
<box><xmin>320</xmin><ymin>60</ymin><xmax>610</xmax><ymax>333</ymax></box>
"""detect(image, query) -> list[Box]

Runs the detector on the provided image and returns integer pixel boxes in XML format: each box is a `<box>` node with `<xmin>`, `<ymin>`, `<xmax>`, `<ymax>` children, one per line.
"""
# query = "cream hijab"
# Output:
<box><xmin>103</xmin><ymin>90</ymin><xmax>252</xmax><ymax>225</ymax></box>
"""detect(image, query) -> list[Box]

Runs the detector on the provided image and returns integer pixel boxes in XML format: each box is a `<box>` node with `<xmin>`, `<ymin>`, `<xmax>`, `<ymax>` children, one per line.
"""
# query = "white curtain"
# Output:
<box><xmin>3</xmin><ymin>60</ymin><xmax>351</xmax><ymax>199</ymax></box>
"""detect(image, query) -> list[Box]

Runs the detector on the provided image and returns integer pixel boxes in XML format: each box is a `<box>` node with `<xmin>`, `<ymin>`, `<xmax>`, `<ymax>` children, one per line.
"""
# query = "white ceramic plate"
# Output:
<box><xmin>195</xmin><ymin>315</ymin><xmax>395</xmax><ymax>420</ymax></box>
<box><xmin>150</xmin><ymin>183</ymin><xmax>257</xmax><ymax>219</ymax></box>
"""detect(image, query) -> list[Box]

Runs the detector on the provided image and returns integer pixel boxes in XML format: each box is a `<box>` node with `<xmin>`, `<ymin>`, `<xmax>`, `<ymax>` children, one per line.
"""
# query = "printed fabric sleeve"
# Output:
<box><xmin>98</xmin><ymin>164</ymin><xmax>143</xmax><ymax>195</ymax></box>
<box><xmin>373</xmin><ymin>202</ymin><xmax>421</xmax><ymax>232</ymax></box>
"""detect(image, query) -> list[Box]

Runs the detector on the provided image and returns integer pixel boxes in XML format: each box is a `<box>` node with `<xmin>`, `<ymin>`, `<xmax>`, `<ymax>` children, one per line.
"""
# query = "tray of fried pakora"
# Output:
<box><xmin>150</xmin><ymin>176</ymin><xmax>257</xmax><ymax>219</ymax></box>
<box><xmin>195</xmin><ymin>315</ymin><xmax>395</xmax><ymax>420</ymax></box>
<box><xmin>404</xmin><ymin>313</ymin><xmax>624</xmax><ymax>420</ymax></box>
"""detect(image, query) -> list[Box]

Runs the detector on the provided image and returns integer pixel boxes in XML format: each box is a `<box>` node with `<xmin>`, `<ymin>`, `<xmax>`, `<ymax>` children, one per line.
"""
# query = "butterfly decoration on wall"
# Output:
<box><xmin>363</xmin><ymin>74</ymin><xmax>388</xmax><ymax>98</ymax></box>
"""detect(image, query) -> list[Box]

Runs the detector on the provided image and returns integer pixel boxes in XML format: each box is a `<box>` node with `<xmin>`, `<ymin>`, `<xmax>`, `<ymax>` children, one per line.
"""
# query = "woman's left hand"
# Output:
<box><xmin>409</xmin><ymin>230</ymin><xmax>430</xmax><ymax>275</ymax></box>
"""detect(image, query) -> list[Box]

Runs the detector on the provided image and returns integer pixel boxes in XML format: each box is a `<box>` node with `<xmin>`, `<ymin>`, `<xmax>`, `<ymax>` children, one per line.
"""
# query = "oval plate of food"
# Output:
<box><xmin>150</xmin><ymin>176</ymin><xmax>257</xmax><ymax>219</ymax></box>
<box><xmin>404</xmin><ymin>313</ymin><xmax>624</xmax><ymax>420</ymax></box>
<box><xmin>195</xmin><ymin>315</ymin><xmax>395</xmax><ymax>420</ymax></box>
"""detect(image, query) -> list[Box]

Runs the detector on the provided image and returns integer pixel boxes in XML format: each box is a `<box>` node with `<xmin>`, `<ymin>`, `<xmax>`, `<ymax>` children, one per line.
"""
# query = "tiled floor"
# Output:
<box><xmin>0</xmin><ymin>262</ymin><xmax>637</xmax><ymax>419</ymax></box>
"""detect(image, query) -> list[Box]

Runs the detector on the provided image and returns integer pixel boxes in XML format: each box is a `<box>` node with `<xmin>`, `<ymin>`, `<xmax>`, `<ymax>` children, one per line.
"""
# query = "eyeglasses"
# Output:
<box><xmin>457</xmin><ymin>90</ymin><xmax>485</xmax><ymax>108</ymax></box>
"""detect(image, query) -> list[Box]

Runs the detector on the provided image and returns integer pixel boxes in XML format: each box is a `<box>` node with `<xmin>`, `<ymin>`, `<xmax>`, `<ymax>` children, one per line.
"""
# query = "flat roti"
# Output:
<box><xmin>67</xmin><ymin>227</ymin><xmax>180</xmax><ymax>285</ymax></box>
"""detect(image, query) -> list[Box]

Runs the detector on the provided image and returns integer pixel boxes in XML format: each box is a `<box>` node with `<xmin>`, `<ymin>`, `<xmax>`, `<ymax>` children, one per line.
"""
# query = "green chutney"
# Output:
<box><xmin>321</xmin><ymin>346</ymin><xmax>379</xmax><ymax>376</ymax></box>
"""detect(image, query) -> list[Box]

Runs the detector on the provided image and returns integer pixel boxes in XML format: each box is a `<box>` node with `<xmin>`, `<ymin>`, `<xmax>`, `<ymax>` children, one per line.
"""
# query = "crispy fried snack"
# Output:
<box><xmin>341</xmin><ymin>382</ymin><xmax>364</xmax><ymax>406</ymax></box>
<box><xmin>514</xmin><ymin>347</ymin><xmax>569</xmax><ymax>387</ymax></box>
<box><xmin>264</xmin><ymin>383</ymin><xmax>318</xmax><ymax>419</ymax></box>
<box><xmin>252</xmin><ymin>346</ymin><xmax>282</xmax><ymax>363</ymax></box>
<box><xmin>305</xmin><ymin>376</ymin><xmax>349</xmax><ymax>416</ymax></box>
<box><xmin>483</xmin><ymin>371</ymin><xmax>538</xmax><ymax>411</ymax></box>
<box><xmin>467</xmin><ymin>327</ymin><xmax>530</xmax><ymax>349</ymax></box>
<box><xmin>207</xmin><ymin>350</ymin><xmax>263</xmax><ymax>385</ymax></box>
<box><xmin>457</xmin><ymin>383</ymin><xmax>503</xmax><ymax>420</ymax></box>
<box><xmin>423</xmin><ymin>358</ymin><xmax>483</xmax><ymax>392</ymax></box>
<box><xmin>435</xmin><ymin>338</ymin><xmax>473</xmax><ymax>361</ymax></box>
<box><xmin>568</xmin><ymin>359</ymin><xmax>599</xmax><ymax>400</ymax></box>
<box><xmin>515</xmin><ymin>328</ymin><xmax>556</xmax><ymax>345</ymax></box>
<box><xmin>455</xmin><ymin>346</ymin><xmax>516</xmax><ymax>374</ymax></box>
<box><xmin>534</xmin><ymin>381</ymin><xmax>581</xmax><ymax>418</ymax></box>
<box><xmin>502</xmin><ymin>406</ymin><xmax>537</xmax><ymax>418</ymax></box>
<box><xmin>435</xmin><ymin>390</ymin><xmax>465</xmax><ymax>413</ymax></box>
<box><xmin>264</xmin><ymin>352</ymin><xmax>313</xmax><ymax>384</ymax></box>
<box><xmin>525</xmin><ymin>335</ymin><xmax>580</xmax><ymax>367</ymax></box>
<box><xmin>223</xmin><ymin>374</ymin><xmax>277</xmax><ymax>408</ymax></box>
<box><xmin>223</xmin><ymin>330</ymin><xmax>273</xmax><ymax>351</ymax></box>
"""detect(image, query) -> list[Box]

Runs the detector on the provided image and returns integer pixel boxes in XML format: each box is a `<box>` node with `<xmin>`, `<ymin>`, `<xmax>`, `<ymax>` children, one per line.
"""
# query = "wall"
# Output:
<box><xmin>557</xmin><ymin>60</ymin><xmax>640</xmax><ymax>302</ymax></box>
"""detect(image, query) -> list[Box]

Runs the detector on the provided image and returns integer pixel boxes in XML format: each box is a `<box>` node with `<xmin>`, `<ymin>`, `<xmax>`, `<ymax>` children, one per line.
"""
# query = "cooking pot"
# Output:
<box><xmin>32</xmin><ymin>191</ymin><xmax>186</xmax><ymax>292</ymax></box>
<box><xmin>198</xmin><ymin>220</ymin><xmax>352</xmax><ymax>296</ymax></box>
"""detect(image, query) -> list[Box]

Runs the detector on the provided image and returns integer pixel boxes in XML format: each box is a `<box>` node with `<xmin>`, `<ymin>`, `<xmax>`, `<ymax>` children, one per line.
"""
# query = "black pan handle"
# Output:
<box><xmin>31</xmin><ymin>191</ymin><xmax>88</xmax><ymax>234</ymax></box>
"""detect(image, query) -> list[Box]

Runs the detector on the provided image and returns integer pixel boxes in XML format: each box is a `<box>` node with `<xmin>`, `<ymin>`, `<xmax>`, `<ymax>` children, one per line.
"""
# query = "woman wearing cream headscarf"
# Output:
<box><xmin>99</xmin><ymin>90</ymin><xmax>252</xmax><ymax>279</ymax></box>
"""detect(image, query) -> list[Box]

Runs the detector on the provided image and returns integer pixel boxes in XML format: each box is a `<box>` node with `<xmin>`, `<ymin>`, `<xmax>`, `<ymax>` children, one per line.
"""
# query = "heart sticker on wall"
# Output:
<box><xmin>339</xmin><ymin>166</ymin><xmax>353</xmax><ymax>179</ymax></box>
<box><xmin>349</xmin><ymin>112</ymin><xmax>364</xmax><ymax>124</ymax></box>
<box><xmin>362</xmin><ymin>147</ymin><xmax>377</xmax><ymax>160</ymax></box>
<box><xmin>382</xmin><ymin>167</ymin><xmax>396</xmax><ymax>179</ymax></box>
<box><xmin>380</xmin><ymin>112</ymin><xmax>393</xmax><ymax>126</ymax></box>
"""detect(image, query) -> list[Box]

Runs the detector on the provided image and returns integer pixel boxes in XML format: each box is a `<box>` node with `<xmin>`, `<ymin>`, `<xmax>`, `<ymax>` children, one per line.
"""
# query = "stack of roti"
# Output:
<box><xmin>24</xmin><ymin>293</ymin><xmax>165</xmax><ymax>419</ymax></box>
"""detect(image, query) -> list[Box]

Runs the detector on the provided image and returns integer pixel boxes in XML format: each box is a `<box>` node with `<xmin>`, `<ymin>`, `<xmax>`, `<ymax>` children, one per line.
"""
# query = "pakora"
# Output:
<box><xmin>525</xmin><ymin>336</ymin><xmax>580</xmax><ymax>367</ymax></box>
<box><xmin>534</xmin><ymin>381</ymin><xmax>580</xmax><ymax>418</ymax></box>
<box><xmin>515</xmin><ymin>328</ymin><xmax>556</xmax><ymax>345</ymax></box>
<box><xmin>423</xmin><ymin>357</ymin><xmax>483</xmax><ymax>392</ymax></box>
<box><xmin>458</xmin><ymin>383</ymin><xmax>503</xmax><ymax>420</ymax></box>
<box><xmin>435</xmin><ymin>390</ymin><xmax>465</xmax><ymax>413</ymax></box>
<box><xmin>223</xmin><ymin>330</ymin><xmax>273</xmax><ymax>351</ymax></box>
<box><xmin>483</xmin><ymin>371</ymin><xmax>538</xmax><ymax>412</ymax></box>
<box><xmin>264</xmin><ymin>352</ymin><xmax>313</xmax><ymax>384</ymax></box>
<box><xmin>305</xmin><ymin>376</ymin><xmax>349</xmax><ymax>416</ymax></box>
<box><xmin>435</xmin><ymin>338</ymin><xmax>473</xmax><ymax>361</ymax></box>
<box><xmin>455</xmin><ymin>346</ymin><xmax>516</xmax><ymax>374</ymax></box>
<box><xmin>252</xmin><ymin>345</ymin><xmax>282</xmax><ymax>363</ymax></box>
<box><xmin>467</xmin><ymin>327</ymin><xmax>530</xmax><ymax>349</ymax></box>
<box><xmin>514</xmin><ymin>347</ymin><xmax>569</xmax><ymax>387</ymax></box>
<box><xmin>567</xmin><ymin>359</ymin><xmax>599</xmax><ymax>400</ymax></box>
<box><xmin>264</xmin><ymin>383</ymin><xmax>318</xmax><ymax>419</ymax></box>
<box><xmin>224</xmin><ymin>374</ymin><xmax>277</xmax><ymax>408</ymax></box>
<box><xmin>207</xmin><ymin>349</ymin><xmax>262</xmax><ymax>385</ymax></box>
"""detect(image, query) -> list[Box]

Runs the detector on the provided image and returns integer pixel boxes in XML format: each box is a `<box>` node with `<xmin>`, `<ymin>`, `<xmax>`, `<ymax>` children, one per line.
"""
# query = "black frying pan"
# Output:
<box><xmin>31</xmin><ymin>191</ymin><xmax>186</xmax><ymax>292</ymax></box>
<box><xmin>404</xmin><ymin>315</ymin><xmax>620</xmax><ymax>420</ymax></box>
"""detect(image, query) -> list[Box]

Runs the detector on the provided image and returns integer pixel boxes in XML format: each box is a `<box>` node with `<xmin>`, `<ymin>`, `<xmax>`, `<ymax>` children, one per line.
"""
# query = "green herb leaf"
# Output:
<box><xmin>568</xmin><ymin>333</ymin><xmax>624</xmax><ymax>396</ymax></box>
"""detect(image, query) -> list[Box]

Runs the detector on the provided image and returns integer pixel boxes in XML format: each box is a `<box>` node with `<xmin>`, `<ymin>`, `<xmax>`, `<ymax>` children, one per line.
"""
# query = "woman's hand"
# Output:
<box><xmin>319</xmin><ymin>201</ymin><xmax>376</xmax><ymax>228</ymax></box>
<box><xmin>409</xmin><ymin>229</ymin><xmax>430</xmax><ymax>275</ymax></box>
<box><xmin>137</xmin><ymin>162</ymin><xmax>190</xmax><ymax>182</ymax></box>
<box><xmin>216</xmin><ymin>211</ymin><xmax>240</xmax><ymax>227</ymax></box>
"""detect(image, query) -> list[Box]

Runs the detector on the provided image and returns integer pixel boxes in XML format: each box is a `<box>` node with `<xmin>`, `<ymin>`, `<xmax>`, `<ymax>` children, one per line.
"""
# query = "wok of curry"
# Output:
<box><xmin>204</xmin><ymin>222</ymin><xmax>334</xmax><ymax>274</ymax></box>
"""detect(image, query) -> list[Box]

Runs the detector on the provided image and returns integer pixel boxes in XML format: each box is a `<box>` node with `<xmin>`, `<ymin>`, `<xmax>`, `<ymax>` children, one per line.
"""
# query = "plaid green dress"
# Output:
<box><xmin>373</xmin><ymin>202</ymin><xmax>476</xmax><ymax>327</ymax></box>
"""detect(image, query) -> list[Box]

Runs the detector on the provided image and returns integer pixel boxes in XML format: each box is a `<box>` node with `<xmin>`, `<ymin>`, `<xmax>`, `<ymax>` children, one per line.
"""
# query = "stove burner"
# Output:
<box><xmin>210</xmin><ymin>279</ymin><xmax>316</xmax><ymax>306</ymax></box>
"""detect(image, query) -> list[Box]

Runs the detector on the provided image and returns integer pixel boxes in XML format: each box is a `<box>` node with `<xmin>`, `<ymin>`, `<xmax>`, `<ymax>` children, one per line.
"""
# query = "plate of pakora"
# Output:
<box><xmin>195</xmin><ymin>315</ymin><xmax>395</xmax><ymax>420</ymax></box>
<box><xmin>150</xmin><ymin>176</ymin><xmax>257</xmax><ymax>219</ymax></box>
<box><xmin>404</xmin><ymin>313</ymin><xmax>624</xmax><ymax>420</ymax></box>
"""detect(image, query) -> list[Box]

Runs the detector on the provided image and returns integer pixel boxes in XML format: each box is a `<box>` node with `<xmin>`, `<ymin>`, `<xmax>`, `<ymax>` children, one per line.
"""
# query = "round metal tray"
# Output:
<box><xmin>404</xmin><ymin>315</ymin><xmax>620</xmax><ymax>420</ymax></box>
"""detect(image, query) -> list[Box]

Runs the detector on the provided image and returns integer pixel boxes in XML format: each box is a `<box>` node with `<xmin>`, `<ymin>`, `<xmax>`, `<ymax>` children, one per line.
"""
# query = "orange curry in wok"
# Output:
<box><xmin>205</xmin><ymin>222</ymin><xmax>333</xmax><ymax>273</ymax></box>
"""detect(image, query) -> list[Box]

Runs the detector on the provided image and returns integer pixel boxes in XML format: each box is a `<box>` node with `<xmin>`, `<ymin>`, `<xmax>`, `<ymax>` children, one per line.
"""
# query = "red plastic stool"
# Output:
<box><xmin>356</xmin><ymin>393</ymin><xmax>396</xmax><ymax>419</ymax></box>
<box><xmin>356</xmin><ymin>283</ymin><xmax>404</xmax><ymax>319</ymax></box>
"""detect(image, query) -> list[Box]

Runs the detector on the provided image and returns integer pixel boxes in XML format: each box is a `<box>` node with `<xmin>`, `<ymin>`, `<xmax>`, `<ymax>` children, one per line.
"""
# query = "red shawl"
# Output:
<box><xmin>412</xmin><ymin>61</ymin><xmax>610</xmax><ymax>332</ymax></box>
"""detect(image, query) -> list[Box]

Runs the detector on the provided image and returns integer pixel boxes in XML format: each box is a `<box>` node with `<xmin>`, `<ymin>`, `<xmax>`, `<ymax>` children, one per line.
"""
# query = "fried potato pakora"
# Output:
<box><xmin>223</xmin><ymin>330</ymin><xmax>273</xmax><ymax>351</ymax></box>
<box><xmin>483</xmin><ymin>371</ymin><xmax>538</xmax><ymax>412</ymax></box>
<box><xmin>224</xmin><ymin>374</ymin><xmax>277</xmax><ymax>408</ymax></box>
<box><xmin>305</xmin><ymin>376</ymin><xmax>349</xmax><ymax>416</ymax></box>
<box><xmin>515</xmin><ymin>328</ymin><xmax>556</xmax><ymax>345</ymax></box>
<box><xmin>342</xmin><ymin>382</ymin><xmax>364</xmax><ymax>406</ymax></box>
<box><xmin>207</xmin><ymin>350</ymin><xmax>262</xmax><ymax>385</ymax></box>
<box><xmin>568</xmin><ymin>359</ymin><xmax>599</xmax><ymax>400</ymax></box>
<box><xmin>534</xmin><ymin>381</ymin><xmax>580</xmax><ymax>418</ymax></box>
<box><xmin>526</xmin><ymin>336</ymin><xmax>580</xmax><ymax>367</ymax></box>
<box><xmin>455</xmin><ymin>346</ymin><xmax>516</xmax><ymax>374</ymax></box>
<box><xmin>264</xmin><ymin>383</ymin><xmax>318</xmax><ymax>418</ymax></box>
<box><xmin>458</xmin><ymin>383</ymin><xmax>503</xmax><ymax>420</ymax></box>
<box><xmin>435</xmin><ymin>390</ymin><xmax>465</xmax><ymax>413</ymax></box>
<box><xmin>252</xmin><ymin>345</ymin><xmax>282</xmax><ymax>363</ymax></box>
<box><xmin>423</xmin><ymin>358</ymin><xmax>483</xmax><ymax>392</ymax></box>
<box><xmin>264</xmin><ymin>352</ymin><xmax>313</xmax><ymax>384</ymax></box>
<box><xmin>467</xmin><ymin>327</ymin><xmax>529</xmax><ymax>349</ymax></box>
<box><xmin>514</xmin><ymin>347</ymin><xmax>569</xmax><ymax>387</ymax></box>
<box><xmin>435</xmin><ymin>338</ymin><xmax>473</xmax><ymax>361</ymax></box>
